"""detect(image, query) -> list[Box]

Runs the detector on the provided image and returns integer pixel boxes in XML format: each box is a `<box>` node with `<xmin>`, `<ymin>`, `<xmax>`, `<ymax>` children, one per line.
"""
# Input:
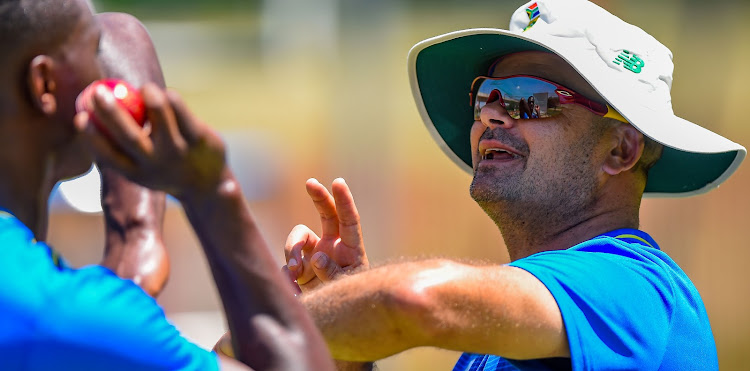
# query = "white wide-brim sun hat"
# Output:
<box><xmin>408</xmin><ymin>0</ymin><xmax>746</xmax><ymax>197</ymax></box>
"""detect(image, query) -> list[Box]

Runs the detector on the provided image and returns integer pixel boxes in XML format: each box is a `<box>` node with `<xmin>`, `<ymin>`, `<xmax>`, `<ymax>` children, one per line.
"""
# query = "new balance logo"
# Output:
<box><xmin>613</xmin><ymin>50</ymin><xmax>645</xmax><ymax>73</ymax></box>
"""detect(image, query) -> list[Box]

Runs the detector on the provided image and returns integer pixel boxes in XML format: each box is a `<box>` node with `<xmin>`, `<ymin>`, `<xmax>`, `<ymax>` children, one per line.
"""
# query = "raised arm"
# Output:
<box><xmin>77</xmin><ymin>81</ymin><xmax>334</xmax><ymax>370</ymax></box>
<box><xmin>301</xmin><ymin>259</ymin><xmax>568</xmax><ymax>362</ymax></box>
<box><xmin>96</xmin><ymin>12</ymin><xmax>168</xmax><ymax>297</ymax></box>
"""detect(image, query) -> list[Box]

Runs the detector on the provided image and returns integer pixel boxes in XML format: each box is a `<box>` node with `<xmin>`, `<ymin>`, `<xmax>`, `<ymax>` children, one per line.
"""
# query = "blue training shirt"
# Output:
<box><xmin>453</xmin><ymin>229</ymin><xmax>718</xmax><ymax>371</ymax></box>
<box><xmin>0</xmin><ymin>211</ymin><xmax>219</xmax><ymax>370</ymax></box>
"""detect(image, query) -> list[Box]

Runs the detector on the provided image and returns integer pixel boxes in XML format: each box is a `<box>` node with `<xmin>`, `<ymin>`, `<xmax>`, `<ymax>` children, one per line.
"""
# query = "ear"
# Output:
<box><xmin>602</xmin><ymin>124</ymin><xmax>645</xmax><ymax>176</ymax></box>
<box><xmin>27</xmin><ymin>55</ymin><xmax>58</xmax><ymax>116</ymax></box>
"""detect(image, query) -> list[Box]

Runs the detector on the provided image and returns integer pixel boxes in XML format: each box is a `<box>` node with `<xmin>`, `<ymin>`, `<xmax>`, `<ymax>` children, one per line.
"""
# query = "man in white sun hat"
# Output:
<box><xmin>277</xmin><ymin>0</ymin><xmax>746</xmax><ymax>370</ymax></box>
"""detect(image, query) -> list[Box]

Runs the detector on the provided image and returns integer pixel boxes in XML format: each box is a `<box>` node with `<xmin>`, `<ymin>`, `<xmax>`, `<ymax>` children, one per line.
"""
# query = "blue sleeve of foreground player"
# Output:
<box><xmin>0</xmin><ymin>211</ymin><xmax>219</xmax><ymax>370</ymax></box>
<box><xmin>28</xmin><ymin>264</ymin><xmax>220</xmax><ymax>370</ymax></box>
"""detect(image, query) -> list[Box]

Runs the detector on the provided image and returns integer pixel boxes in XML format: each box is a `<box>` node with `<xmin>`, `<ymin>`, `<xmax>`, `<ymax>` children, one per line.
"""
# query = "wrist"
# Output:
<box><xmin>177</xmin><ymin>167</ymin><xmax>239</xmax><ymax>208</ymax></box>
<box><xmin>177</xmin><ymin>168</ymin><xmax>256</xmax><ymax>247</ymax></box>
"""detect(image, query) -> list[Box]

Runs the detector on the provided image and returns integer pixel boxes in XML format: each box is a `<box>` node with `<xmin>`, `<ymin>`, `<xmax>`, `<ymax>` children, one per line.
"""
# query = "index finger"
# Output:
<box><xmin>141</xmin><ymin>84</ymin><xmax>185</xmax><ymax>152</ymax></box>
<box><xmin>305</xmin><ymin>178</ymin><xmax>339</xmax><ymax>238</ymax></box>
<box><xmin>331</xmin><ymin>178</ymin><xmax>363</xmax><ymax>248</ymax></box>
<box><xmin>91</xmin><ymin>85</ymin><xmax>153</xmax><ymax>161</ymax></box>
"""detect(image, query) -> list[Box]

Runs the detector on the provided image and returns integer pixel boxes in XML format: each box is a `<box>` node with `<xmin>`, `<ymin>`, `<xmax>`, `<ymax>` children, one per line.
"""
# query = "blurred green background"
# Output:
<box><xmin>50</xmin><ymin>0</ymin><xmax>750</xmax><ymax>369</ymax></box>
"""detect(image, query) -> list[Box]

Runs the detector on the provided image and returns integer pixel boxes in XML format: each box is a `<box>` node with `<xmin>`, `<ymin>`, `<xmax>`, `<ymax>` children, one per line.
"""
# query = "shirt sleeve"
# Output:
<box><xmin>509</xmin><ymin>244</ymin><xmax>675</xmax><ymax>371</ymax></box>
<box><xmin>28</xmin><ymin>264</ymin><xmax>220</xmax><ymax>371</ymax></box>
<box><xmin>0</xmin><ymin>213</ymin><xmax>220</xmax><ymax>371</ymax></box>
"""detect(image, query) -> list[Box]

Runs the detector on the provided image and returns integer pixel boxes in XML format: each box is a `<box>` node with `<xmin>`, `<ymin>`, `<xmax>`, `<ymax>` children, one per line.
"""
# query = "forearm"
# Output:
<box><xmin>305</xmin><ymin>259</ymin><xmax>568</xmax><ymax>361</ymax></box>
<box><xmin>300</xmin><ymin>260</ymin><xmax>439</xmax><ymax>361</ymax></box>
<box><xmin>100</xmin><ymin>167</ymin><xmax>168</xmax><ymax>297</ymax></box>
<box><xmin>180</xmin><ymin>169</ymin><xmax>332</xmax><ymax>369</ymax></box>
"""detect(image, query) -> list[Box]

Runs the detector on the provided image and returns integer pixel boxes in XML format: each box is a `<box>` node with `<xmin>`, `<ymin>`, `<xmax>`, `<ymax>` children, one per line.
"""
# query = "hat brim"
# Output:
<box><xmin>408</xmin><ymin>29</ymin><xmax>746</xmax><ymax>197</ymax></box>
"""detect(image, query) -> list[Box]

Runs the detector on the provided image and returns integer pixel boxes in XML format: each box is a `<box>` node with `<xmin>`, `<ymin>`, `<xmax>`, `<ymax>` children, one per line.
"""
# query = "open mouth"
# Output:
<box><xmin>482</xmin><ymin>148</ymin><xmax>519</xmax><ymax>161</ymax></box>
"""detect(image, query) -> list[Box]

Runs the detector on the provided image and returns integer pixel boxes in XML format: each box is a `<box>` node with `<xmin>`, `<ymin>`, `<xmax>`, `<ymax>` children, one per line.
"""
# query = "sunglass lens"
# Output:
<box><xmin>474</xmin><ymin>77</ymin><xmax>564</xmax><ymax>120</ymax></box>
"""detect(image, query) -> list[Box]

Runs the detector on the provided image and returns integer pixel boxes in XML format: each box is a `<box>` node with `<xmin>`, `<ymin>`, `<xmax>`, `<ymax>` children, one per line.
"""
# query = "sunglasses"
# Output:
<box><xmin>469</xmin><ymin>75</ymin><xmax>627</xmax><ymax>123</ymax></box>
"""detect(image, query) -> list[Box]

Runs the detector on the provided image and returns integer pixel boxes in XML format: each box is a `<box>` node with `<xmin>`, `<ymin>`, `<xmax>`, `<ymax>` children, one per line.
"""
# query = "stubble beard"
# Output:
<box><xmin>470</xmin><ymin>167</ymin><xmax>522</xmax><ymax>207</ymax></box>
<box><xmin>469</xmin><ymin>150</ymin><xmax>600</xmax><ymax>238</ymax></box>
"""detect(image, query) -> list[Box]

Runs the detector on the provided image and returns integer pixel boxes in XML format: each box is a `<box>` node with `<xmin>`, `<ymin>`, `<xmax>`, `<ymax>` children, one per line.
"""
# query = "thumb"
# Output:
<box><xmin>311</xmin><ymin>251</ymin><xmax>344</xmax><ymax>283</ymax></box>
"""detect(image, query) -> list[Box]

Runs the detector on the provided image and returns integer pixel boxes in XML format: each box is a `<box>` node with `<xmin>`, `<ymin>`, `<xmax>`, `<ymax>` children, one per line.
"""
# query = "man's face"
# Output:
<box><xmin>469</xmin><ymin>51</ymin><xmax>611</xmax><ymax>215</ymax></box>
<box><xmin>50</xmin><ymin>0</ymin><xmax>102</xmax><ymax>179</ymax></box>
<box><xmin>54</xmin><ymin>0</ymin><xmax>102</xmax><ymax>126</ymax></box>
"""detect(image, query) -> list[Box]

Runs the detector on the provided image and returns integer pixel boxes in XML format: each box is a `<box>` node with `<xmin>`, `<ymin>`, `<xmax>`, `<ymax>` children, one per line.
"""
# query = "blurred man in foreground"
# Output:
<box><xmin>280</xmin><ymin>0</ymin><xmax>745</xmax><ymax>369</ymax></box>
<box><xmin>0</xmin><ymin>0</ymin><xmax>333</xmax><ymax>369</ymax></box>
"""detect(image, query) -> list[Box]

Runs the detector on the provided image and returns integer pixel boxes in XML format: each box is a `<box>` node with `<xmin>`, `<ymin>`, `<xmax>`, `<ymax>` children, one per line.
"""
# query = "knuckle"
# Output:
<box><xmin>286</xmin><ymin>226</ymin><xmax>308</xmax><ymax>245</ymax></box>
<box><xmin>340</xmin><ymin>216</ymin><xmax>360</xmax><ymax>227</ymax></box>
<box><xmin>319</xmin><ymin>213</ymin><xmax>337</xmax><ymax>221</ymax></box>
<box><xmin>143</xmin><ymin>86</ymin><xmax>168</xmax><ymax>111</ymax></box>
<box><xmin>292</xmin><ymin>224</ymin><xmax>308</xmax><ymax>231</ymax></box>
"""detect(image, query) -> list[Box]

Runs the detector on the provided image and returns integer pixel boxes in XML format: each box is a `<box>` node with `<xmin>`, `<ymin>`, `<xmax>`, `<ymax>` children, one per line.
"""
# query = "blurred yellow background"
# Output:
<box><xmin>49</xmin><ymin>0</ymin><xmax>750</xmax><ymax>369</ymax></box>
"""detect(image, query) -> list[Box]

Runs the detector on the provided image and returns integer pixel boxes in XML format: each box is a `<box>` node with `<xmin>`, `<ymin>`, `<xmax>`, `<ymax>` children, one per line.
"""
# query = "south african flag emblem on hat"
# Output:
<box><xmin>524</xmin><ymin>2</ymin><xmax>540</xmax><ymax>31</ymax></box>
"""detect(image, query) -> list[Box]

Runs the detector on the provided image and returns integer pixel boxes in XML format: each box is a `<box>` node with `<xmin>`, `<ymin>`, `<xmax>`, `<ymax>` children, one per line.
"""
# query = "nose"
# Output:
<box><xmin>479</xmin><ymin>94</ymin><xmax>516</xmax><ymax>129</ymax></box>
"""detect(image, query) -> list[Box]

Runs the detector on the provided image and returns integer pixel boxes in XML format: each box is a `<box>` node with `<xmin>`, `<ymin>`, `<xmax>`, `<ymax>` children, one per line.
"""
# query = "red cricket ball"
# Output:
<box><xmin>75</xmin><ymin>79</ymin><xmax>146</xmax><ymax>130</ymax></box>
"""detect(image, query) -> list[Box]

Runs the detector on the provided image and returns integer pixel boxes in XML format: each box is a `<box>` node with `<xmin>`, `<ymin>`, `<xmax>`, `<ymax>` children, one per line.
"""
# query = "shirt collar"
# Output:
<box><xmin>600</xmin><ymin>228</ymin><xmax>660</xmax><ymax>250</ymax></box>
